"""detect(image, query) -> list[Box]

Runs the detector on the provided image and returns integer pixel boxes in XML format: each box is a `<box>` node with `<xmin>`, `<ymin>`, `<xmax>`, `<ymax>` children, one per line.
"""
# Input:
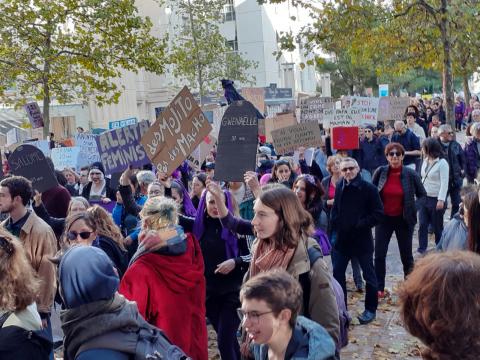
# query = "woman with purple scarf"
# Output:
<box><xmin>170</xmin><ymin>187</ymin><xmax>251</xmax><ymax>360</ymax></box>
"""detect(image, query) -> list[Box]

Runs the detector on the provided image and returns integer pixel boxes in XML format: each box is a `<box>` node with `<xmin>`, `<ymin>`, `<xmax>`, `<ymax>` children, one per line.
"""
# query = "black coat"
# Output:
<box><xmin>330</xmin><ymin>174</ymin><xmax>384</xmax><ymax>256</ymax></box>
<box><xmin>372</xmin><ymin>165</ymin><xmax>426</xmax><ymax>226</ymax></box>
<box><xmin>81</xmin><ymin>178</ymin><xmax>116</xmax><ymax>201</ymax></box>
<box><xmin>0</xmin><ymin>325</ymin><xmax>51</xmax><ymax>360</ymax></box>
<box><xmin>441</xmin><ymin>140</ymin><xmax>465</xmax><ymax>189</ymax></box>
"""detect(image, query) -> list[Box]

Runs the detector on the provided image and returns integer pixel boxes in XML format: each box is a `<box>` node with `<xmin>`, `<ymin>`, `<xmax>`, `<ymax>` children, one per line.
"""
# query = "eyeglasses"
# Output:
<box><xmin>388</xmin><ymin>151</ymin><xmax>402</xmax><ymax>157</ymax></box>
<box><xmin>237</xmin><ymin>308</ymin><xmax>274</xmax><ymax>324</ymax></box>
<box><xmin>0</xmin><ymin>237</ymin><xmax>13</xmax><ymax>255</ymax></box>
<box><xmin>340</xmin><ymin>166</ymin><xmax>356</xmax><ymax>172</ymax></box>
<box><xmin>67</xmin><ymin>231</ymin><xmax>94</xmax><ymax>241</ymax></box>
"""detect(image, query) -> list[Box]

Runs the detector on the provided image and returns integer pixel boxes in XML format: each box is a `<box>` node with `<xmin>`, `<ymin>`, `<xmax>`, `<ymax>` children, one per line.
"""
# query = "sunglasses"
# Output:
<box><xmin>341</xmin><ymin>166</ymin><xmax>356</xmax><ymax>172</ymax></box>
<box><xmin>67</xmin><ymin>231</ymin><xmax>94</xmax><ymax>241</ymax></box>
<box><xmin>388</xmin><ymin>151</ymin><xmax>402</xmax><ymax>157</ymax></box>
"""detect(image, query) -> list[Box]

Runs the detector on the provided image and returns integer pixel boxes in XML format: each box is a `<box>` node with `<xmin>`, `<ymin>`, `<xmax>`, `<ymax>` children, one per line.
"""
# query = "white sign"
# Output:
<box><xmin>51</xmin><ymin>147</ymin><xmax>81</xmax><ymax>170</ymax></box>
<box><xmin>350</xmin><ymin>96</ymin><xmax>379</xmax><ymax>127</ymax></box>
<box><xmin>75</xmin><ymin>133</ymin><xmax>100</xmax><ymax>168</ymax></box>
<box><xmin>28</xmin><ymin>140</ymin><xmax>50</xmax><ymax>157</ymax></box>
<box><xmin>329</xmin><ymin>108</ymin><xmax>362</xmax><ymax>128</ymax></box>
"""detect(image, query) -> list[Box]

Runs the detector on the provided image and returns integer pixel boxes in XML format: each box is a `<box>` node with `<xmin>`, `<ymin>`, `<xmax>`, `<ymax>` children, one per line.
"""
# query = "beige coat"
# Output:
<box><xmin>3</xmin><ymin>212</ymin><xmax>57</xmax><ymax>313</ymax></box>
<box><xmin>247</xmin><ymin>237</ymin><xmax>340</xmax><ymax>345</ymax></box>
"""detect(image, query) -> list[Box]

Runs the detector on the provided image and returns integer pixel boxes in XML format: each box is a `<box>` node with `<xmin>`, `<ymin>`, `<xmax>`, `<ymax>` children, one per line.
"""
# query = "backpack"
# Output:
<box><xmin>305</xmin><ymin>247</ymin><xmax>351</xmax><ymax>350</ymax></box>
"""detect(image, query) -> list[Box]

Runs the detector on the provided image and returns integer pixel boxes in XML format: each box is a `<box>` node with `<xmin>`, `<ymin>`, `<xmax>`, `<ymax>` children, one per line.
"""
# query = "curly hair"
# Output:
<box><xmin>398</xmin><ymin>251</ymin><xmax>480</xmax><ymax>360</ymax></box>
<box><xmin>257</xmin><ymin>186</ymin><xmax>314</xmax><ymax>249</ymax></box>
<box><xmin>87</xmin><ymin>205</ymin><xmax>125</xmax><ymax>251</ymax></box>
<box><xmin>0</xmin><ymin>229</ymin><xmax>40</xmax><ymax>311</ymax></box>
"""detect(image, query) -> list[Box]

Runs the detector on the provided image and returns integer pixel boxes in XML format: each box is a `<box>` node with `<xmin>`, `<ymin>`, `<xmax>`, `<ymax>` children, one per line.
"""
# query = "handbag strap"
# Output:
<box><xmin>422</xmin><ymin>159</ymin><xmax>439</xmax><ymax>184</ymax></box>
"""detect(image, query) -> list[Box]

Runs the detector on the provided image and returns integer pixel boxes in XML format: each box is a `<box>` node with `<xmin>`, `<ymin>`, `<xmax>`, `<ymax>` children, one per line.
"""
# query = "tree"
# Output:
<box><xmin>169</xmin><ymin>0</ymin><xmax>257</xmax><ymax>100</ymax></box>
<box><xmin>0</xmin><ymin>0</ymin><xmax>168</xmax><ymax>137</ymax></box>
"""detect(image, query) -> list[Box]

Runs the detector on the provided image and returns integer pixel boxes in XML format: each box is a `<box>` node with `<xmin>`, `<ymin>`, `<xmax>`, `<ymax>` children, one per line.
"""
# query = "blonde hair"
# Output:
<box><xmin>67</xmin><ymin>197</ymin><xmax>90</xmax><ymax>215</ymax></box>
<box><xmin>140</xmin><ymin>196</ymin><xmax>178</xmax><ymax>231</ymax></box>
<box><xmin>0</xmin><ymin>229</ymin><xmax>40</xmax><ymax>311</ymax></box>
<box><xmin>87</xmin><ymin>206</ymin><xmax>125</xmax><ymax>251</ymax></box>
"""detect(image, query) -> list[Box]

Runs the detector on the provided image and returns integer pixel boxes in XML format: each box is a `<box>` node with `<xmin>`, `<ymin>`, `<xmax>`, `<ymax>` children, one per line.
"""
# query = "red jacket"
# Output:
<box><xmin>120</xmin><ymin>233</ymin><xmax>208</xmax><ymax>360</ymax></box>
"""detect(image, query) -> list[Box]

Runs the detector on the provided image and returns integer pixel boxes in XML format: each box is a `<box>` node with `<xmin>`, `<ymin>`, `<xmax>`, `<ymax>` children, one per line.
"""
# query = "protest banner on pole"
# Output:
<box><xmin>265</xmin><ymin>112</ymin><xmax>297</xmax><ymax>143</ymax></box>
<box><xmin>299</xmin><ymin>96</ymin><xmax>335</xmax><ymax>123</ymax></box>
<box><xmin>95</xmin><ymin>120</ymin><xmax>150</xmax><ymax>175</ymax></box>
<box><xmin>271</xmin><ymin>122</ymin><xmax>322</xmax><ymax>155</ymax></box>
<box><xmin>214</xmin><ymin>101</ymin><xmax>259</xmax><ymax>181</ymax></box>
<box><xmin>51</xmin><ymin>147</ymin><xmax>81</xmax><ymax>170</ymax></box>
<box><xmin>186</xmin><ymin>134</ymin><xmax>216</xmax><ymax>171</ymax></box>
<box><xmin>377</xmin><ymin>97</ymin><xmax>410</xmax><ymax>121</ymax></box>
<box><xmin>24</xmin><ymin>102</ymin><xmax>44</xmax><ymax>129</ymax></box>
<box><xmin>8</xmin><ymin>144</ymin><xmax>58</xmax><ymax>192</ymax></box>
<box><xmin>75</xmin><ymin>133</ymin><xmax>101</xmax><ymax>169</ymax></box>
<box><xmin>141</xmin><ymin>86</ymin><xmax>212</xmax><ymax>175</ymax></box>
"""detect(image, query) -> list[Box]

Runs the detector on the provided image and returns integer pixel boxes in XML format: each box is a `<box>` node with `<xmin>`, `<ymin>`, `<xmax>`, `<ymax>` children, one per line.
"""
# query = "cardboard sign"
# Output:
<box><xmin>51</xmin><ymin>147</ymin><xmax>81</xmax><ymax>170</ymax></box>
<box><xmin>299</xmin><ymin>97</ymin><xmax>335</xmax><ymax>123</ymax></box>
<box><xmin>96</xmin><ymin>120</ymin><xmax>150</xmax><ymax>175</ymax></box>
<box><xmin>331</xmin><ymin>127</ymin><xmax>360</xmax><ymax>150</ymax></box>
<box><xmin>8</xmin><ymin>144</ymin><xmax>58</xmax><ymax>192</ymax></box>
<box><xmin>377</xmin><ymin>97</ymin><xmax>410</xmax><ymax>121</ymax></box>
<box><xmin>271</xmin><ymin>122</ymin><xmax>322</xmax><ymax>155</ymax></box>
<box><xmin>349</xmin><ymin>96</ymin><xmax>379</xmax><ymax>127</ymax></box>
<box><xmin>214</xmin><ymin>101</ymin><xmax>259</xmax><ymax>181</ymax></box>
<box><xmin>328</xmin><ymin>108</ymin><xmax>362</xmax><ymax>128</ymax></box>
<box><xmin>186</xmin><ymin>134</ymin><xmax>216</xmax><ymax>170</ymax></box>
<box><xmin>75</xmin><ymin>133</ymin><xmax>101</xmax><ymax>169</ymax></box>
<box><xmin>265</xmin><ymin>112</ymin><xmax>297</xmax><ymax>143</ymax></box>
<box><xmin>24</xmin><ymin>102</ymin><xmax>44</xmax><ymax>129</ymax></box>
<box><xmin>241</xmin><ymin>87</ymin><xmax>265</xmax><ymax>115</ymax></box>
<box><xmin>141</xmin><ymin>86</ymin><xmax>212</xmax><ymax>175</ymax></box>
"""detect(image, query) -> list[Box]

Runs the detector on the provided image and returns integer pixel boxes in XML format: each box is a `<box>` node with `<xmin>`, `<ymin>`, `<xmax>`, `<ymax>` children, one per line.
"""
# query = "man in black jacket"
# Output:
<box><xmin>438</xmin><ymin>124</ymin><xmax>465</xmax><ymax>218</ymax></box>
<box><xmin>330</xmin><ymin>157</ymin><xmax>384</xmax><ymax>325</ymax></box>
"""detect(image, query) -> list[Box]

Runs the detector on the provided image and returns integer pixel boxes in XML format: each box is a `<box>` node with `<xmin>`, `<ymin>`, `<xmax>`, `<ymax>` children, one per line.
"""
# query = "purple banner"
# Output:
<box><xmin>95</xmin><ymin>120</ymin><xmax>150</xmax><ymax>175</ymax></box>
<box><xmin>89</xmin><ymin>200</ymin><xmax>116</xmax><ymax>214</ymax></box>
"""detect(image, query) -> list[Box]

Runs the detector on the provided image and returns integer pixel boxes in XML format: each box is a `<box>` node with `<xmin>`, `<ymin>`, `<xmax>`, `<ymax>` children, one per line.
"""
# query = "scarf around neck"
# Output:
<box><xmin>250</xmin><ymin>239</ymin><xmax>295</xmax><ymax>278</ymax></box>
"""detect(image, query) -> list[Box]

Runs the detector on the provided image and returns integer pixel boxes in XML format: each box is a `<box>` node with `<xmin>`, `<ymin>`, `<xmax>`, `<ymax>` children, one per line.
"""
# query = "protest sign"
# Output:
<box><xmin>214</xmin><ymin>101</ymin><xmax>259</xmax><ymax>181</ymax></box>
<box><xmin>24</xmin><ymin>102</ymin><xmax>44</xmax><ymax>129</ymax></box>
<box><xmin>265</xmin><ymin>112</ymin><xmax>297</xmax><ymax>143</ymax></box>
<box><xmin>211</xmin><ymin>105</ymin><xmax>227</xmax><ymax>138</ymax></box>
<box><xmin>299</xmin><ymin>96</ymin><xmax>335</xmax><ymax>123</ymax></box>
<box><xmin>6</xmin><ymin>128</ymin><xmax>21</xmax><ymax>147</ymax></box>
<box><xmin>379</xmin><ymin>84</ymin><xmax>389</xmax><ymax>97</ymax></box>
<box><xmin>328</xmin><ymin>108</ymin><xmax>362</xmax><ymax>128</ymax></box>
<box><xmin>349</xmin><ymin>96</ymin><xmax>379</xmax><ymax>127</ymax></box>
<box><xmin>8</xmin><ymin>144</ymin><xmax>58</xmax><ymax>192</ymax></box>
<box><xmin>377</xmin><ymin>97</ymin><xmax>410</xmax><ymax>121</ymax></box>
<box><xmin>75</xmin><ymin>133</ymin><xmax>101</xmax><ymax>168</ymax></box>
<box><xmin>89</xmin><ymin>200</ymin><xmax>116</xmax><ymax>214</ymax></box>
<box><xmin>331</xmin><ymin>127</ymin><xmax>360</xmax><ymax>150</ymax></box>
<box><xmin>241</xmin><ymin>87</ymin><xmax>265</xmax><ymax>115</ymax></box>
<box><xmin>51</xmin><ymin>147</ymin><xmax>81</xmax><ymax>170</ymax></box>
<box><xmin>186</xmin><ymin>134</ymin><xmax>216</xmax><ymax>171</ymax></box>
<box><xmin>141</xmin><ymin>86</ymin><xmax>212</xmax><ymax>175</ymax></box>
<box><xmin>27</xmin><ymin>140</ymin><xmax>50</xmax><ymax>157</ymax></box>
<box><xmin>96</xmin><ymin>120</ymin><xmax>150</xmax><ymax>175</ymax></box>
<box><xmin>271</xmin><ymin>122</ymin><xmax>322</xmax><ymax>155</ymax></box>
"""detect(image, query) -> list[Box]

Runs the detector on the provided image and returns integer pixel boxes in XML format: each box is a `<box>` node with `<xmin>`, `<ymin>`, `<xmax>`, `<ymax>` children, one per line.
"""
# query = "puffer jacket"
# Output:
<box><xmin>251</xmin><ymin>316</ymin><xmax>336</xmax><ymax>360</ymax></box>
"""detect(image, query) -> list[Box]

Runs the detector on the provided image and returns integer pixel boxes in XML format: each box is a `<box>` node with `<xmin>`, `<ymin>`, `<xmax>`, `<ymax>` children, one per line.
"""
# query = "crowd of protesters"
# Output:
<box><xmin>1</xmin><ymin>94</ymin><xmax>480</xmax><ymax>360</ymax></box>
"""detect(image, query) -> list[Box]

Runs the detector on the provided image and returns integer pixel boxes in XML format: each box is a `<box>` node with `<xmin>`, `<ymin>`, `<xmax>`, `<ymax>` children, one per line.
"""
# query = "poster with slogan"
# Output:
<box><xmin>8</xmin><ymin>144</ymin><xmax>58</xmax><ymax>192</ymax></box>
<box><xmin>51</xmin><ymin>147</ymin><xmax>81</xmax><ymax>170</ymax></box>
<box><xmin>271</xmin><ymin>122</ymin><xmax>322</xmax><ymax>155</ymax></box>
<box><xmin>377</xmin><ymin>97</ymin><xmax>410</xmax><ymax>121</ymax></box>
<box><xmin>24</xmin><ymin>102</ymin><xmax>44</xmax><ymax>129</ymax></box>
<box><xmin>214</xmin><ymin>101</ymin><xmax>259</xmax><ymax>181</ymax></box>
<box><xmin>75</xmin><ymin>133</ymin><xmax>101</xmax><ymax>169</ymax></box>
<box><xmin>265</xmin><ymin>112</ymin><xmax>297</xmax><ymax>143</ymax></box>
<box><xmin>141</xmin><ymin>86</ymin><xmax>212</xmax><ymax>175</ymax></box>
<box><xmin>186</xmin><ymin>134</ymin><xmax>216</xmax><ymax>171</ymax></box>
<box><xmin>299</xmin><ymin>96</ymin><xmax>335</xmax><ymax>123</ymax></box>
<box><xmin>96</xmin><ymin>121</ymin><xmax>150</xmax><ymax>175</ymax></box>
<box><xmin>27</xmin><ymin>140</ymin><xmax>50</xmax><ymax>157</ymax></box>
<box><xmin>349</xmin><ymin>96</ymin><xmax>379</xmax><ymax>127</ymax></box>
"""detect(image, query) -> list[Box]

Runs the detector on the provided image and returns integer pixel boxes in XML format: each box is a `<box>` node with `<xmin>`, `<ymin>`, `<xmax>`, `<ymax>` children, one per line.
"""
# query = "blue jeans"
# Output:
<box><xmin>418</xmin><ymin>196</ymin><xmax>446</xmax><ymax>252</ymax></box>
<box><xmin>332</xmin><ymin>250</ymin><xmax>378</xmax><ymax>313</ymax></box>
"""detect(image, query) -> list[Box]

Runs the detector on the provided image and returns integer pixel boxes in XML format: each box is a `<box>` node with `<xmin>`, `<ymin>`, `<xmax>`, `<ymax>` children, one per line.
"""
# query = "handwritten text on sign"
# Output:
<box><xmin>75</xmin><ymin>134</ymin><xmax>101</xmax><ymax>168</ymax></box>
<box><xmin>96</xmin><ymin>121</ymin><xmax>150</xmax><ymax>175</ymax></box>
<box><xmin>300</xmin><ymin>97</ymin><xmax>335</xmax><ymax>123</ymax></box>
<box><xmin>141</xmin><ymin>86</ymin><xmax>212</xmax><ymax>175</ymax></box>
<box><xmin>271</xmin><ymin>122</ymin><xmax>322</xmax><ymax>155</ymax></box>
<box><xmin>328</xmin><ymin>109</ymin><xmax>362</xmax><ymax>128</ymax></box>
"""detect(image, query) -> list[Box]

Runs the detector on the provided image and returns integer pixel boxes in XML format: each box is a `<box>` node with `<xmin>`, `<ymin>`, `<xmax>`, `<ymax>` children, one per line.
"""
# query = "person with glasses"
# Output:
<box><xmin>372</xmin><ymin>143</ymin><xmax>426</xmax><ymax>298</ymax></box>
<box><xmin>391</xmin><ymin>120</ymin><xmax>421</xmax><ymax>170</ymax></box>
<box><xmin>330</xmin><ymin>157</ymin><xmax>383</xmax><ymax>324</ymax></box>
<box><xmin>239</xmin><ymin>269</ymin><xmax>336</xmax><ymax>360</ymax></box>
<box><xmin>0</xmin><ymin>176</ymin><xmax>57</xmax><ymax>352</ymax></box>
<box><xmin>0</xmin><ymin>230</ymin><xmax>52</xmax><ymax>360</ymax></box>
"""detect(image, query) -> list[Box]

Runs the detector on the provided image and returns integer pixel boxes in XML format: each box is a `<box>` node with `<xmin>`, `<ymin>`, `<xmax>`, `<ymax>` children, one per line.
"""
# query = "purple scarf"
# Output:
<box><xmin>193</xmin><ymin>190</ymin><xmax>239</xmax><ymax>259</ymax></box>
<box><xmin>173</xmin><ymin>179</ymin><xmax>197</xmax><ymax>217</ymax></box>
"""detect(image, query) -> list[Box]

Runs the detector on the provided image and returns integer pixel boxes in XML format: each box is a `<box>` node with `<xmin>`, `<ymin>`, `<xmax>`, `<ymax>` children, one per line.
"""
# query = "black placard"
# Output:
<box><xmin>7</xmin><ymin>145</ymin><xmax>58</xmax><ymax>192</ymax></box>
<box><xmin>214</xmin><ymin>101</ymin><xmax>259</xmax><ymax>181</ymax></box>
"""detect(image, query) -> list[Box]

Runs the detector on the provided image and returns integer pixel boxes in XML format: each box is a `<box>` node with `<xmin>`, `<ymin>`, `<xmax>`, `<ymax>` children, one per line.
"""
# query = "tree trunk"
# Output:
<box><xmin>187</xmin><ymin>0</ymin><xmax>204</xmax><ymax>104</ymax></box>
<box><xmin>463</xmin><ymin>74</ymin><xmax>471</xmax><ymax>105</ymax></box>
<box><xmin>440</xmin><ymin>0</ymin><xmax>455</xmax><ymax>130</ymax></box>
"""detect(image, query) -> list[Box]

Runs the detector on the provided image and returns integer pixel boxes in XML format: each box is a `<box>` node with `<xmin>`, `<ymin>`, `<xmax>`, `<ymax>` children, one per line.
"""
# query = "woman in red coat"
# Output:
<box><xmin>119</xmin><ymin>197</ymin><xmax>208</xmax><ymax>360</ymax></box>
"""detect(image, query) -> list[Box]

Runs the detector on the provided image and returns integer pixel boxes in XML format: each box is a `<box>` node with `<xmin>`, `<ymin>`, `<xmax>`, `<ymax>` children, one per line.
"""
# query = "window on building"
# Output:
<box><xmin>226</xmin><ymin>39</ymin><xmax>238</xmax><ymax>52</ymax></box>
<box><xmin>223</xmin><ymin>0</ymin><xmax>236</xmax><ymax>22</ymax></box>
<box><xmin>51</xmin><ymin>116</ymin><xmax>76</xmax><ymax>140</ymax></box>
